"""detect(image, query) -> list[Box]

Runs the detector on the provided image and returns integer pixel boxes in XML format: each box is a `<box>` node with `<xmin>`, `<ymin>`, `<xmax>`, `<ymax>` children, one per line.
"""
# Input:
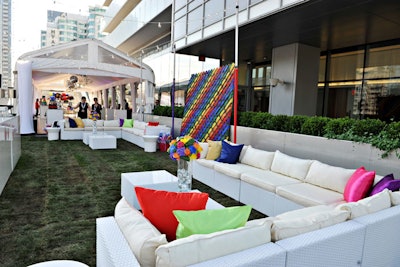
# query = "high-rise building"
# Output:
<box><xmin>40</xmin><ymin>6</ymin><xmax>105</xmax><ymax>48</ymax></box>
<box><xmin>0</xmin><ymin>0</ymin><xmax>11</xmax><ymax>92</ymax></box>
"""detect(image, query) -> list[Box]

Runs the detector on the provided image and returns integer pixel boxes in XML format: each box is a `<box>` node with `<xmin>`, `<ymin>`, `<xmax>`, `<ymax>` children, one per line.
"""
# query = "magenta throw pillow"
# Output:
<box><xmin>369</xmin><ymin>174</ymin><xmax>394</xmax><ymax>196</ymax></box>
<box><xmin>344</xmin><ymin>166</ymin><xmax>375</xmax><ymax>202</ymax></box>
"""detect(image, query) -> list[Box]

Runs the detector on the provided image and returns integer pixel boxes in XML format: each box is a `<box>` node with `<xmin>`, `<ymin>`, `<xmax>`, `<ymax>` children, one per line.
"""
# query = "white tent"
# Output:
<box><xmin>16</xmin><ymin>39</ymin><xmax>154</xmax><ymax>134</ymax></box>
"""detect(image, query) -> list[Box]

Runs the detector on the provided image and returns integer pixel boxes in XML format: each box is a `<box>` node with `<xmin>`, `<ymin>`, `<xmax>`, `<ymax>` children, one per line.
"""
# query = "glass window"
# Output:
<box><xmin>366</xmin><ymin>45</ymin><xmax>400</xmax><ymax>79</ymax></box>
<box><xmin>175</xmin><ymin>0</ymin><xmax>186</xmax><ymax>11</ymax></box>
<box><xmin>187</xmin><ymin>6</ymin><xmax>202</xmax><ymax>33</ymax></box>
<box><xmin>252</xmin><ymin>65</ymin><xmax>271</xmax><ymax>86</ymax></box>
<box><xmin>225</xmin><ymin>0</ymin><xmax>248</xmax><ymax>17</ymax></box>
<box><xmin>204</xmin><ymin>0</ymin><xmax>224</xmax><ymax>26</ymax></box>
<box><xmin>175</xmin><ymin>15</ymin><xmax>187</xmax><ymax>39</ymax></box>
<box><xmin>330</xmin><ymin>50</ymin><xmax>364</xmax><ymax>81</ymax></box>
<box><xmin>189</xmin><ymin>0</ymin><xmax>203</xmax><ymax>10</ymax></box>
<box><xmin>319</xmin><ymin>55</ymin><xmax>326</xmax><ymax>82</ymax></box>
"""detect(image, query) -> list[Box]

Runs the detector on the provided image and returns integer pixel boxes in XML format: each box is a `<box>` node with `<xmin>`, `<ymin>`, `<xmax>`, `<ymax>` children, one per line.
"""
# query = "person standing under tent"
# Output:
<box><xmin>35</xmin><ymin>98</ymin><xmax>40</xmax><ymax>117</ymax></box>
<box><xmin>91</xmin><ymin>97</ymin><xmax>102</xmax><ymax>118</ymax></box>
<box><xmin>73</xmin><ymin>96</ymin><xmax>89</xmax><ymax>119</ymax></box>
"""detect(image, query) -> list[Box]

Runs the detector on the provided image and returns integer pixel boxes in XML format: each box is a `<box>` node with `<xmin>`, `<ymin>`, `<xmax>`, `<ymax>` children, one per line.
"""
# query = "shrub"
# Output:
<box><xmin>351</xmin><ymin>118</ymin><xmax>386</xmax><ymax>137</ymax></box>
<box><xmin>301</xmin><ymin>116</ymin><xmax>329</xmax><ymax>136</ymax></box>
<box><xmin>324</xmin><ymin>117</ymin><xmax>355</xmax><ymax>137</ymax></box>
<box><xmin>287</xmin><ymin>115</ymin><xmax>308</xmax><ymax>133</ymax></box>
<box><xmin>269</xmin><ymin>115</ymin><xmax>290</xmax><ymax>131</ymax></box>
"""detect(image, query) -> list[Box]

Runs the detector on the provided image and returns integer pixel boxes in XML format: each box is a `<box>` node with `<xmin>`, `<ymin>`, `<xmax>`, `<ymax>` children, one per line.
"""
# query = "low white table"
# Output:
<box><xmin>121</xmin><ymin>170</ymin><xmax>223</xmax><ymax>210</ymax></box>
<box><xmin>46</xmin><ymin>127</ymin><xmax>60</xmax><ymax>141</ymax></box>
<box><xmin>143</xmin><ymin>135</ymin><xmax>159</xmax><ymax>152</ymax></box>
<box><xmin>83</xmin><ymin>132</ymin><xmax>105</xmax><ymax>145</ymax></box>
<box><xmin>28</xmin><ymin>260</ymin><xmax>89</xmax><ymax>267</ymax></box>
<box><xmin>89</xmin><ymin>134</ymin><xmax>116</xmax><ymax>150</ymax></box>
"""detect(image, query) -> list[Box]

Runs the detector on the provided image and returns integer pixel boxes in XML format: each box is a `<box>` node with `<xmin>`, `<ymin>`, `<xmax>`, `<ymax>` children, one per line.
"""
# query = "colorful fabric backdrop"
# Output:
<box><xmin>180</xmin><ymin>64</ymin><xmax>235</xmax><ymax>142</ymax></box>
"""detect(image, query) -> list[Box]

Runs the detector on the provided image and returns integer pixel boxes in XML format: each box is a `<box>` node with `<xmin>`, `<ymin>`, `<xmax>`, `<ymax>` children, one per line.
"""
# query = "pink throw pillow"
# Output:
<box><xmin>344</xmin><ymin>166</ymin><xmax>375</xmax><ymax>202</ymax></box>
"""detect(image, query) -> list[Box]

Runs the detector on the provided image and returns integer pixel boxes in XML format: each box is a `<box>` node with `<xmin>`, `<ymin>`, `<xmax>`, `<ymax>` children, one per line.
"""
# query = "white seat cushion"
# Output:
<box><xmin>305</xmin><ymin>160</ymin><xmax>355</xmax><ymax>194</ymax></box>
<box><xmin>214</xmin><ymin>163</ymin><xmax>260</xmax><ymax>179</ymax></box>
<box><xmin>276</xmin><ymin>183</ymin><xmax>344</xmax><ymax>207</ymax></box>
<box><xmin>241</xmin><ymin>169</ymin><xmax>301</xmax><ymax>192</ymax></box>
<box><xmin>196</xmin><ymin>158</ymin><xmax>219</xmax><ymax>168</ymax></box>
<box><xmin>270</xmin><ymin>151</ymin><xmax>313</xmax><ymax>180</ymax></box>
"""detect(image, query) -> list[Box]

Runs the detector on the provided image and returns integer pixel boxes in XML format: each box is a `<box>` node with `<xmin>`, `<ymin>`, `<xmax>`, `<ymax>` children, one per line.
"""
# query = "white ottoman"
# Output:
<box><xmin>143</xmin><ymin>135</ymin><xmax>158</xmax><ymax>152</ymax></box>
<box><xmin>89</xmin><ymin>134</ymin><xmax>117</xmax><ymax>150</ymax></box>
<box><xmin>46</xmin><ymin>127</ymin><xmax>60</xmax><ymax>141</ymax></box>
<box><xmin>121</xmin><ymin>170</ymin><xmax>179</xmax><ymax>209</ymax></box>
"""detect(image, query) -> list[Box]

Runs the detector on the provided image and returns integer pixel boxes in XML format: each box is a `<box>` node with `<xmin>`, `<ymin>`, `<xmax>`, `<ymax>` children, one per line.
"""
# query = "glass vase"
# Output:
<box><xmin>177</xmin><ymin>159</ymin><xmax>192</xmax><ymax>192</ymax></box>
<box><xmin>92</xmin><ymin>120</ymin><xmax>97</xmax><ymax>134</ymax></box>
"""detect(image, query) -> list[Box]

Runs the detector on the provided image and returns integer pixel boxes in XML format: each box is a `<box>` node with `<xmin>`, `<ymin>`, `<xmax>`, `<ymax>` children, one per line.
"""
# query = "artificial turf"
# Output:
<box><xmin>0</xmin><ymin>136</ymin><xmax>264</xmax><ymax>266</ymax></box>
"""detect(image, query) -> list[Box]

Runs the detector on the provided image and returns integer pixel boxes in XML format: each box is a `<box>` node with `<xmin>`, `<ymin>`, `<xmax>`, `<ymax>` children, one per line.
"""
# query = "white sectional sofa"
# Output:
<box><xmin>97</xmin><ymin>190</ymin><xmax>400</xmax><ymax>266</ymax></box>
<box><xmin>58</xmin><ymin>119</ymin><xmax>170</xmax><ymax>150</ymax></box>
<box><xmin>193</xmin><ymin>146</ymin><xmax>383</xmax><ymax>216</ymax></box>
<box><xmin>96</xmin><ymin>144</ymin><xmax>400</xmax><ymax>266</ymax></box>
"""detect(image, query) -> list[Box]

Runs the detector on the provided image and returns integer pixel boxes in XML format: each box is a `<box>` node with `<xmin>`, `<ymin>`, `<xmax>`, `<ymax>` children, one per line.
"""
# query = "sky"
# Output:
<box><xmin>11</xmin><ymin>0</ymin><xmax>104</xmax><ymax>70</ymax></box>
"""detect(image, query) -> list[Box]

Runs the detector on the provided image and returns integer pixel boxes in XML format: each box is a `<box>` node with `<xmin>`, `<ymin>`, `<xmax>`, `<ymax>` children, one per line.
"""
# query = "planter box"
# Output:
<box><xmin>231</xmin><ymin>126</ymin><xmax>400</xmax><ymax>177</ymax></box>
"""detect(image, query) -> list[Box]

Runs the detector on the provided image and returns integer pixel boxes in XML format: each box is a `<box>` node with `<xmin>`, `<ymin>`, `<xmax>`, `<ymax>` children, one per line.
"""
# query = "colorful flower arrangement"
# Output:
<box><xmin>167</xmin><ymin>135</ymin><xmax>202</xmax><ymax>161</ymax></box>
<box><xmin>158</xmin><ymin>131</ymin><xmax>172</xmax><ymax>144</ymax></box>
<box><xmin>89</xmin><ymin>111</ymin><xmax>100</xmax><ymax>121</ymax></box>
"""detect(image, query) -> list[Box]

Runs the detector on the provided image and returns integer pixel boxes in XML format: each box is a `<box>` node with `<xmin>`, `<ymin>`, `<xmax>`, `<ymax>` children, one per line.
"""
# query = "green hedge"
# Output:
<box><xmin>151</xmin><ymin>107</ymin><xmax>400</xmax><ymax>158</ymax></box>
<box><xmin>237</xmin><ymin>112</ymin><xmax>400</xmax><ymax>158</ymax></box>
<box><xmin>153</xmin><ymin>105</ymin><xmax>184</xmax><ymax>118</ymax></box>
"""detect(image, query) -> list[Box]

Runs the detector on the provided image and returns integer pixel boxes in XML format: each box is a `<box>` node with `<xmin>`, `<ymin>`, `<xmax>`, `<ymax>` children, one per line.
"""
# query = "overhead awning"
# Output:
<box><xmin>16</xmin><ymin>39</ymin><xmax>155</xmax><ymax>134</ymax></box>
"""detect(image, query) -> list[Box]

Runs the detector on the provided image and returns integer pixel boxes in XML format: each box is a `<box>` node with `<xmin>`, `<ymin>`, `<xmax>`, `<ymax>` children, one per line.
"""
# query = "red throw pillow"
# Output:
<box><xmin>148</xmin><ymin>121</ymin><xmax>159</xmax><ymax>126</ymax></box>
<box><xmin>344</xmin><ymin>166</ymin><xmax>375</xmax><ymax>202</ymax></box>
<box><xmin>135</xmin><ymin>187</ymin><xmax>209</xmax><ymax>241</ymax></box>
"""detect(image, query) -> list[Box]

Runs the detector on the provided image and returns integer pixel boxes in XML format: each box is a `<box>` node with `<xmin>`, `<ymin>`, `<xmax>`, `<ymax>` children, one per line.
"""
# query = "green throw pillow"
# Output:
<box><xmin>173</xmin><ymin>205</ymin><xmax>252</xmax><ymax>239</ymax></box>
<box><xmin>123</xmin><ymin>119</ymin><xmax>133</xmax><ymax>128</ymax></box>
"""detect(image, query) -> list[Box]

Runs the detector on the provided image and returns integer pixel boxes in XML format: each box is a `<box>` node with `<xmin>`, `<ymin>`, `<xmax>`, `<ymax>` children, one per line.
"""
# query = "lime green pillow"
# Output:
<box><xmin>173</xmin><ymin>205</ymin><xmax>252</xmax><ymax>239</ymax></box>
<box><xmin>123</xmin><ymin>119</ymin><xmax>133</xmax><ymax>128</ymax></box>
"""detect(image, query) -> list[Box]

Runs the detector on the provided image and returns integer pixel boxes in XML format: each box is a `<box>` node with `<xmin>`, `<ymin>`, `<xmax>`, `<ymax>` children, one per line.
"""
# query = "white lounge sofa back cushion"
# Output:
<box><xmin>305</xmin><ymin>160</ymin><xmax>355</xmax><ymax>194</ymax></box>
<box><xmin>103</xmin><ymin>119</ymin><xmax>120</xmax><ymax>127</ymax></box>
<box><xmin>270</xmin><ymin>150</ymin><xmax>313</xmax><ymax>180</ymax></box>
<box><xmin>155</xmin><ymin>218</ymin><xmax>272</xmax><ymax>267</ymax></box>
<box><xmin>390</xmin><ymin>191</ymin><xmax>400</xmax><ymax>205</ymax></box>
<box><xmin>134</xmin><ymin>120</ymin><xmax>147</xmax><ymax>130</ymax></box>
<box><xmin>271</xmin><ymin>205</ymin><xmax>350</xmax><ymax>241</ymax></box>
<box><xmin>114</xmin><ymin>198</ymin><xmax>168</xmax><ymax>267</ymax></box>
<box><xmin>240</xmin><ymin>145</ymin><xmax>275</xmax><ymax>170</ymax></box>
<box><xmin>335</xmin><ymin>189</ymin><xmax>391</xmax><ymax>219</ymax></box>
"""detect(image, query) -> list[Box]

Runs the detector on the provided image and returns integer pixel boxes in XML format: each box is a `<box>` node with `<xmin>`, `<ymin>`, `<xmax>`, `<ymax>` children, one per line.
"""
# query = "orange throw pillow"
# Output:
<box><xmin>135</xmin><ymin>187</ymin><xmax>209</xmax><ymax>241</ymax></box>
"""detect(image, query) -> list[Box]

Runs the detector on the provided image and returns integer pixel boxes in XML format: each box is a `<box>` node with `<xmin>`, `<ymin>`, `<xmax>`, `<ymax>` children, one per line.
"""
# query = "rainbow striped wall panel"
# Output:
<box><xmin>180</xmin><ymin>64</ymin><xmax>234</xmax><ymax>142</ymax></box>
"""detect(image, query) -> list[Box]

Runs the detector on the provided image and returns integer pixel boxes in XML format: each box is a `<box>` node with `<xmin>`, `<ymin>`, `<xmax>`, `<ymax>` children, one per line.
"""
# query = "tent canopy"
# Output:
<box><xmin>16</xmin><ymin>38</ymin><xmax>154</xmax><ymax>93</ymax></box>
<box><xmin>16</xmin><ymin>39</ymin><xmax>155</xmax><ymax>134</ymax></box>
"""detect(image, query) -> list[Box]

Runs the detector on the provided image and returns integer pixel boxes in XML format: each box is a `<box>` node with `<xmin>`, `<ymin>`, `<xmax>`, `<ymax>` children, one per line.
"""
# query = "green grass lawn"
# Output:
<box><xmin>0</xmin><ymin>136</ymin><xmax>264</xmax><ymax>266</ymax></box>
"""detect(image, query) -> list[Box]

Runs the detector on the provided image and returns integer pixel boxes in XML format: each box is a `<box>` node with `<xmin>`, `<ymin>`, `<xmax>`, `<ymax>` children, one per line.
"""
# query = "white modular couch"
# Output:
<box><xmin>58</xmin><ymin>119</ymin><xmax>170</xmax><ymax>150</ymax></box>
<box><xmin>97</xmin><ymin>190</ymin><xmax>400</xmax><ymax>267</ymax></box>
<box><xmin>96</xmin><ymin>144</ymin><xmax>400</xmax><ymax>266</ymax></box>
<box><xmin>192</xmin><ymin>145</ymin><xmax>386</xmax><ymax>216</ymax></box>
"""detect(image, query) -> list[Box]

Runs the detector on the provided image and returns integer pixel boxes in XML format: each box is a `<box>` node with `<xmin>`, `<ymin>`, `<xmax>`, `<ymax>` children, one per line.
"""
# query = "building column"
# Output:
<box><xmin>120</xmin><ymin>84</ymin><xmax>126</xmax><ymax>109</ymax></box>
<box><xmin>111</xmin><ymin>87</ymin><xmax>116</xmax><ymax>109</ymax></box>
<box><xmin>269</xmin><ymin>43</ymin><xmax>320</xmax><ymax>116</ymax></box>
<box><xmin>131</xmin><ymin>82</ymin><xmax>138</xmax><ymax>113</ymax></box>
<box><xmin>103</xmin><ymin>88</ymin><xmax>108</xmax><ymax>108</ymax></box>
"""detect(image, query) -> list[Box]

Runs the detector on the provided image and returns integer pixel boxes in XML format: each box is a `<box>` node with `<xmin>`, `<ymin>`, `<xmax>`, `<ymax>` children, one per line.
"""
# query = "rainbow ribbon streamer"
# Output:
<box><xmin>180</xmin><ymin>64</ymin><xmax>235</xmax><ymax>142</ymax></box>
